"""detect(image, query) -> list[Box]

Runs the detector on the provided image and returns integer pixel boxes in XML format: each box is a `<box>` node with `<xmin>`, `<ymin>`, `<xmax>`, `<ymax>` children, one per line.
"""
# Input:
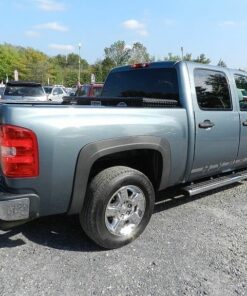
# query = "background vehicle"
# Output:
<box><xmin>44</xmin><ymin>85</ymin><xmax>68</xmax><ymax>102</ymax></box>
<box><xmin>0</xmin><ymin>61</ymin><xmax>247</xmax><ymax>249</ymax></box>
<box><xmin>0</xmin><ymin>86</ymin><xmax>5</xmax><ymax>99</ymax></box>
<box><xmin>2</xmin><ymin>81</ymin><xmax>47</xmax><ymax>101</ymax></box>
<box><xmin>75</xmin><ymin>83</ymin><xmax>103</xmax><ymax>97</ymax></box>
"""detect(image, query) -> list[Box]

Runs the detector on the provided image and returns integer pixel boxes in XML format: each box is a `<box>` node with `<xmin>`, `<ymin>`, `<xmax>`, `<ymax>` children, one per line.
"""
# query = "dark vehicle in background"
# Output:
<box><xmin>43</xmin><ymin>85</ymin><xmax>67</xmax><ymax>102</ymax></box>
<box><xmin>2</xmin><ymin>81</ymin><xmax>47</xmax><ymax>101</ymax></box>
<box><xmin>75</xmin><ymin>83</ymin><xmax>103</xmax><ymax>97</ymax></box>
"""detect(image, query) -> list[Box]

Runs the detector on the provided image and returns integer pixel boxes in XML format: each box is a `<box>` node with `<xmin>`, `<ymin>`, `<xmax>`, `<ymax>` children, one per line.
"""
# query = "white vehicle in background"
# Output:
<box><xmin>44</xmin><ymin>85</ymin><xmax>68</xmax><ymax>102</ymax></box>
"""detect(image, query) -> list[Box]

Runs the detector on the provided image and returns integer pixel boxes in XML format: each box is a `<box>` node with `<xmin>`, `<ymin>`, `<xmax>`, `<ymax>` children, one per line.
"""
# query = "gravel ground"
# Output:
<box><xmin>0</xmin><ymin>182</ymin><xmax>247</xmax><ymax>296</ymax></box>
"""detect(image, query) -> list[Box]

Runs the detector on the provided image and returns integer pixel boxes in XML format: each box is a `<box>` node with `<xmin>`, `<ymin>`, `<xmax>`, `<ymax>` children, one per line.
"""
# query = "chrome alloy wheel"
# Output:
<box><xmin>105</xmin><ymin>185</ymin><xmax>146</xmax><ymax>237</ymax></box>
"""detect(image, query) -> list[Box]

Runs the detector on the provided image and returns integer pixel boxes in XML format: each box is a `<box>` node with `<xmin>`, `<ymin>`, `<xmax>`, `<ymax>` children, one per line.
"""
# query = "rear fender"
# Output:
<box><xmin>68</xmin><ymin>136</ymin><xmax>171</xmax><ymax>215</ymax></box>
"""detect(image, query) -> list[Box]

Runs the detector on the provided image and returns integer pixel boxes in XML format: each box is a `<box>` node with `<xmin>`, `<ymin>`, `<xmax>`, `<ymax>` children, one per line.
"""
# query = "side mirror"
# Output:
<box><xmin>53</xmin><ymin>91</ymin><xmax>58</xmax><ymax>95</ymax></box>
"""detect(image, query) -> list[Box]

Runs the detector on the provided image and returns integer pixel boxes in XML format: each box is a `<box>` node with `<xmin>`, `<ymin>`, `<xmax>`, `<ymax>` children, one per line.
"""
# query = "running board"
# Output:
<box><xmin>183</xmin><ymin>170</ymin><xmax>247</xmax><ymax>196</ymax></box>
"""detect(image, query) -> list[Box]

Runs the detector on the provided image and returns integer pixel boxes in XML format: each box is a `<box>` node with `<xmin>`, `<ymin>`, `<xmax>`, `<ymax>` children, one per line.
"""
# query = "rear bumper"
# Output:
<box><xmin>0</xmin><ymin>190</ymin><xmax>39</xmax><ymax>223</ymax></box>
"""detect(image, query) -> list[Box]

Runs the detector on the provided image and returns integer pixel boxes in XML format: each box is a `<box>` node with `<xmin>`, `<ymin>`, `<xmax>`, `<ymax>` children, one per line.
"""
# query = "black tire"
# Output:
<box><xmin>80</xmin><ymin>166</ymin><xmax>155</xmax><ymax>249</ymax></box>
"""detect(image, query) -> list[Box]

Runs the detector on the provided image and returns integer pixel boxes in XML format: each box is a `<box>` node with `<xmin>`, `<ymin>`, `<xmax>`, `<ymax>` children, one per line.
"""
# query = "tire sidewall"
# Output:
<box><xmin>94</xmin><ymin>171</ymin><xmax>154</xmax><ymax>248</ymax></box>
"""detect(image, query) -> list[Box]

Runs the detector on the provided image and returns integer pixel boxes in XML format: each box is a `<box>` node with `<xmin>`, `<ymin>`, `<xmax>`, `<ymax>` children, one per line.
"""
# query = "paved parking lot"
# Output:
<box><xmin>0</xmin><ymin>182</ymin><xmax>247</xmax><ymax>296</ymax></box>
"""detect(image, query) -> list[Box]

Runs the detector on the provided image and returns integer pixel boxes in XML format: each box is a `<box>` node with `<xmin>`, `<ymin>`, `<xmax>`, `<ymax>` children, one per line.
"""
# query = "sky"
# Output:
<box><xmin>0</xmin><ymin>0</ymin><xmax>247</xmax><ymax>69</ymax></box>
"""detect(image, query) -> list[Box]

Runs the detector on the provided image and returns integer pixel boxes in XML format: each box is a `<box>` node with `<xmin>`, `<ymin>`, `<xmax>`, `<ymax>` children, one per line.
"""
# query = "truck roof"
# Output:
<box><xmin>111</xmin><ymin>61</ymin><xmax>244</xmax><ymax>73</ymax></box>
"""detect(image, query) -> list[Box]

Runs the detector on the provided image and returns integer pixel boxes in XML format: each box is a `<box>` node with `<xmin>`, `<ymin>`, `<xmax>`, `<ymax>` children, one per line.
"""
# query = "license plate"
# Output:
<box><xmin>0</xmin><ymin>198</ymin><xmax>30</xmax><ymax>221</ymax></box>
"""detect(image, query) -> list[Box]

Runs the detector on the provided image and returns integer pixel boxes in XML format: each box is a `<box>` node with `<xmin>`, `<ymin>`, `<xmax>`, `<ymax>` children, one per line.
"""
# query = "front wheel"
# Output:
<box><xmin>80</xmin><ymin>166</ymin><xmax>155</xmax><ymax>249</ymax></box>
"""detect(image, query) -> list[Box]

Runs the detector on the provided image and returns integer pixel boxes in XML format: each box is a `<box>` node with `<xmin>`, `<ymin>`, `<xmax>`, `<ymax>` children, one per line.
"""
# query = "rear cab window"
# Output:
<box><xmin>102</xmin><ymin>67</ymin><xmax>180</xmax><ymax>104</ymax></box>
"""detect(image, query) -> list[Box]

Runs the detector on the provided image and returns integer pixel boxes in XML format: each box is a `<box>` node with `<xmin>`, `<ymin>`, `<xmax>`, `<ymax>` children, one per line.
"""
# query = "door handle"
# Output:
<box><xmin>243</xmin><ymin>120</ymin><xmax>247</xmax><ymax>126</ymax></box>
<box><xmin>199</xmin><ymin>120</ymin><xmax>215</xmax><ymax>129</ymax></box>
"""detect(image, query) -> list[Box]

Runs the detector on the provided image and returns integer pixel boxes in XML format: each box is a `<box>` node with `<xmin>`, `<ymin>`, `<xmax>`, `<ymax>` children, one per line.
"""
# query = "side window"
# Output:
<box><xmin>234</xmin><ymin>74</ymin><xmax>247</xmax><ymax>111</ymax></box>
<box><xmin>194</xmin><ymin>69</ymin><xmax>232</xmax><ymax>110</ymax></box>
<box><xmin>53</xmin><ymin>87</ymin><xmax>59</xmax><ymax>94</ymax></box>
<box><xmin>57</xmin><ymin>88</ymin><xmax>64</xmax><ymax>95</ymax></box>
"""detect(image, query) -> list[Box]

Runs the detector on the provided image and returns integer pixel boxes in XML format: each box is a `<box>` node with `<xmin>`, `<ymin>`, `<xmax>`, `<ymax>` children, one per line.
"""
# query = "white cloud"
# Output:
<box><xmin>25</xmin><ymin>30</ymin><xmax>40</xmax><ymax>37</ymax></box>
<box><xmin>49</xmin><ymin>44</ymin><xmax>75</xmax><ymax>52</ymax></box>
<box><xmin>122</xmin><ymin>19</ymin><xmax>148</xmax><ymax>36</ymax></box>
<box><xmin>35</xmin><ymin>0</ymin><xmax>65</xmax><ymax>11</ymax></box>
<box><xmin>35</xmin><ymin>22</ymin><xmax>68</xmax><ymax>32</ymax></box>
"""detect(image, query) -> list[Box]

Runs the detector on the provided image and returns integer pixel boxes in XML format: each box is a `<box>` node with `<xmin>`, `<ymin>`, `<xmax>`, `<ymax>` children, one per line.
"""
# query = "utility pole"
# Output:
<box><xmin>181</xmin><ymin>46</ymin><xmax>184</xmax><ymax>61</ymax></box>
<box><xmin>78</xmin><ymin>43</ymin><xmax>81</xmax><ymax>84</ymax></box>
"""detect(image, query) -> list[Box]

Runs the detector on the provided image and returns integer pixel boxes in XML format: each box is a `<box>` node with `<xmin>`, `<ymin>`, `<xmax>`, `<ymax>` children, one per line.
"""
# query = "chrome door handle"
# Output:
<box><xmin>199</xmin><ymin>120</ymin><xmax>215</xmax><ymax>129</ymax></box>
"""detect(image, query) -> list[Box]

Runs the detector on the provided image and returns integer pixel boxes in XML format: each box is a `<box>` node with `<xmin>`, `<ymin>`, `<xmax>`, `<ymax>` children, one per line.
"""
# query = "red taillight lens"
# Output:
<box><xmin>0</xmin><ymin>125</ymin><xmax>39</xmax><ymax>178</ymax></box>
<box><xmin>131</xmin><ymin>63</ymin><xmax>150</xmax><ymax>69</ymax></box>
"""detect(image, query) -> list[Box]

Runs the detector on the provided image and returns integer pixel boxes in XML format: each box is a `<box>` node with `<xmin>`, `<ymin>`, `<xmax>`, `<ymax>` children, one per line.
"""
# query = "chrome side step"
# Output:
<box><xmin>183</xmin><ymin>170</ymin><xmax>247</xmax><ymax>196</ymax></box>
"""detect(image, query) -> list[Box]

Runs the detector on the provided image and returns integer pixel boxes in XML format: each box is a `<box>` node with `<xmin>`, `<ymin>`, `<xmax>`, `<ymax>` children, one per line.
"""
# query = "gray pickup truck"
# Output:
<box><xmin>1</xmin><ymin>61</ymin><xmax>247</xmax><ymax>249</ymax></box>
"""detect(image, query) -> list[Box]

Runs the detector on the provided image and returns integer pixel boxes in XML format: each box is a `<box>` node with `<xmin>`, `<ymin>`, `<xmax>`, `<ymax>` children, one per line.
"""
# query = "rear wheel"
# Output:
<box><xmin>80</xmin><ymin>166</ymin><xmax>155</xmax><ymax>249</ymax></box>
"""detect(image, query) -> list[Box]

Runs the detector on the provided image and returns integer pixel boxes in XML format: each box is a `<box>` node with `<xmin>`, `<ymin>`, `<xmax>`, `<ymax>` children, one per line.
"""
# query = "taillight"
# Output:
<box><xmin>131</xmin><ymin>63</ymin><xmax>150</xmax><ymax>68</ymax></box>
<box><xmin>0</xmin><ymin>125</ymin><xmax>39</xmax><ymax>178</ymax></box>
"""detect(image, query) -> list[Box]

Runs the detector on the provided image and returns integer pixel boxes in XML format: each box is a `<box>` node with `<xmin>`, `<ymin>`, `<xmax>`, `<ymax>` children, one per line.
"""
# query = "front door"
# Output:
<box><xmin>190</xmin><ymin>68</ymin><xmax>239</xmax><ymax>180</ymax></box>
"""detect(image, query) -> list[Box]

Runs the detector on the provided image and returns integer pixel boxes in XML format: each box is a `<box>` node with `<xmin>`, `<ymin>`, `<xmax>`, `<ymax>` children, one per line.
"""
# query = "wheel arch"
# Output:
<box><xmin>68</xmin><ymin>136</ymin><xmax>171</xmax><ymax>215</ymax></box>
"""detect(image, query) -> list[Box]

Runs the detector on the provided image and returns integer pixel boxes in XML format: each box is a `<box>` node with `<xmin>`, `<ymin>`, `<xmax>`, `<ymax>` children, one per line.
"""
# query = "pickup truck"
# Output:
<box><xmin>75</xmin><ymin>83</ymin><xmax>103</xmax><ymax>97</ymax></box>
<box><xmin>1</xmin><ymin>61</ymin><xmax>247</xmax><ymax>249</ymax></box>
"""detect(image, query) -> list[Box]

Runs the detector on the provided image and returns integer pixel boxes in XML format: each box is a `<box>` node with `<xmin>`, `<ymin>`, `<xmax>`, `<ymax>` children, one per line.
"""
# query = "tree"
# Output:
<box><xmin>63</xmin><ymin>69</ymin><xmax>78</xmax><ymax>87</ymax></box>
<box><xmin>217</xmin><ymin>59</ymin><xmax>227</xmax><ymax>67</ymax></box>
<box><xmin>91</xmin><ymin>60</ymin><xmax>103</xmax><ymax>82</ymax></box>
<box><xmin>101</xmin><ymin>57</ymin><xmax>116</xmax><ymax>80</ymax></box>
<box><xmin>128</xmin><ymin>42</ymin><xmax>150</xmax><ymax>64</ymax></box>
<box><xmin>193</xmin><ymin>54</ymin><xmax>210</xmax><ymax>64</ymax></box>
<box><xmin>0</xmin><ymin>44</ymin><xmax>24</xmax><ymax>81</ymax></box>
<box><xmin>0</xmin><ymin>42</ymin><xmax>214</xmax><ymax>86</ymax></box>
<box><xmin>164</xmin><ymin>53</ymin><xmax>181</xmax><ymax>61</ymax></box>
<box><xmin>164</xmin><ymin>52</ymin><xmax>211</xmax><ymax>64</ymax></box>
<box><xmin>183</xmin><ymin>53</ymin><xmax>192</xmax><ymax>61</ymax></box>
<box><xmin>104</xmin><ymin>41</ymin><xmax>131</xmax><ymax>66</ymax></box>
<box><xmin>164</xmin><ymin>52</ymin><xmax>192</xmax><ymax>62</ymax></box>
<box><xmin>23</xmin><ymin>48</ymin><xmax>49</xmax><ymax>83</ymax></box>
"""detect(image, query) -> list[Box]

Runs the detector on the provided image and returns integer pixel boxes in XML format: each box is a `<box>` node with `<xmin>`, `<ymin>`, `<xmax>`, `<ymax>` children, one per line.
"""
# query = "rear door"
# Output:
<box><xmin>233</xmin><ymin>73</ymin><xmax>247</xmax><ymax>168</ymax></box>
<box><xmin>189</xmin><ymin>67</ymin><xmax>240</xmax><ymax>180</ymax></box>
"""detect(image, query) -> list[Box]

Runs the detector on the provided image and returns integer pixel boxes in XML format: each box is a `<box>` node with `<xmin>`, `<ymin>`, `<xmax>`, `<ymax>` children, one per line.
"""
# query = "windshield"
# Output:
<box><xmin>4</xmin><ymin>85</ymin><xmax>45</xmax><ymax>97</ymax></box>
<box><xmin>102</xmin><ymin>68</ymin><xmax>179</xmax><ymax>100</ymax></box>
<box><xmin>44</xmin><ymin>87</ymin><xmax>52</xmax><ymax>94</ymax></box>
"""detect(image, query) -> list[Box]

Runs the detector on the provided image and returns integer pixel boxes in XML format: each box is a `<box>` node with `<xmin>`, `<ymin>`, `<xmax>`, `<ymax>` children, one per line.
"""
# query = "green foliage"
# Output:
<box><xmin>129</xmin><ymin>42</ymin><xmax>150</xmax><ymax>64</ymax></box>
<box><xmin>193</xmin><ymin>54</ymin><xmax>211</xmax><ymax>64</ymax></box>
<box><xmin>0</xmin><ymin>42</ymin><xmax>214</xmax><ymax>86</ymax></box>
<box><xmin>164</xmin><ymin>52</ymin><xmax>210</xmax><ymax>64</ymax></box>
<box><xmin>164</xmin><ymin>53</ymin><xmax>181</xmax><ymax>61</ymax></box>
<box><xmin>104</xmin><ymin>41</ymin><xmax>131</xmax><ymax>66</ymax></box>
<box><xmin>217</xmin><ymin>59</ymin><xmax>227</xmax><ymax>67</ymax></box>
